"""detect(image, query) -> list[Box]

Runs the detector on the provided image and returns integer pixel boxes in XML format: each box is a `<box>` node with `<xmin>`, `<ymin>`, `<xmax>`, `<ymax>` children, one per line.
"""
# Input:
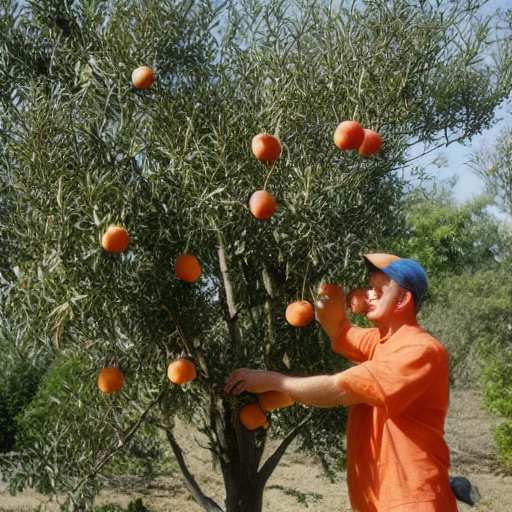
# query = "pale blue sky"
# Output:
<box><xmin>411</xmin><ymin>0</ymin><xmax>511</xmax><ymax>206</ymax></box>
<box><xmin>416</xmin><ymin>102</ymin><xmax>511</xmax><ymax>204</ymax></box>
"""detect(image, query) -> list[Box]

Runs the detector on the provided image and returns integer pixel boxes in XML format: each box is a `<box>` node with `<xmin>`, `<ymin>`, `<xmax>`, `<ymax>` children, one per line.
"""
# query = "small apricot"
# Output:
<box><xmin>285</xmin><ymin>300</ymin><xmax>315</xmax><ymax>327</ymax></box>
<box><xmin>334</xmin><ymin>120</ymin><xmax>365</xmax><ymax>151</ymax></box>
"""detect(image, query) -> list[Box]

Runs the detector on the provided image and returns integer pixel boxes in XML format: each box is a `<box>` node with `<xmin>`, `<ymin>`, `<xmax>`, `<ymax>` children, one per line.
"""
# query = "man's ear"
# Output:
<box><xmin>395</xmin><ymin>289</ymin><xmax>413</xmax><ymax>312</ymax></box>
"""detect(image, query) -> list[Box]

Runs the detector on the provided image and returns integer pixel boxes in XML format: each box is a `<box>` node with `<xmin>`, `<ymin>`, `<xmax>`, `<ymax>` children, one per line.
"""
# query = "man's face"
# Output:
<box><xmin>365</xmin><ymin>271</ymin><xmax>404</xmax><ymax>324</ymax></box>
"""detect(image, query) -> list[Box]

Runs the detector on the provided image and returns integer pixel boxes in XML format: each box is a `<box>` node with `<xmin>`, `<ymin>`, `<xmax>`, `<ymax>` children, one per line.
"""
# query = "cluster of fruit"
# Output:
<box><xmin>96</xmin><ymin>65</ymin><xmax>197</xmax><ymax>394</ymax></box>
<box><xmin>97</xmin><ymin>358</ymin><xmax>197</xmax><ymax>394</ymax></box>
<box><xmin>239</xmin><ymin>390</ymin><xmax>295</xmax><ymax>430</ymax></box>
<box><xmin>97</xmin><ymin>67</ymin><xmax>382</xmax><ymax>430</ymax></box>
<box><xmin>98</xmin><ymin>227</ymin><xmax>200</xmax><ymax>393</ymax></box>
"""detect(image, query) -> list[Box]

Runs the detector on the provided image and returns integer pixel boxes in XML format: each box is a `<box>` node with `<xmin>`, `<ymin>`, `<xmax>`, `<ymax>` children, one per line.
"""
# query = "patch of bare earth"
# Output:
<box><xmin>1</xmin><ymin>389</ymin><xmax>510</xmax><ymax>511</ymax></box>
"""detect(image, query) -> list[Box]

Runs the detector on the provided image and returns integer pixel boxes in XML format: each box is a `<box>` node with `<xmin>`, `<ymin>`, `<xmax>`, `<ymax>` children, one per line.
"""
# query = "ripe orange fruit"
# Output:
<box><xmin>251</xmin><ymin>133</ymin><xmax>282</xmax><ymax>163</ymax></box>
<box><xmin>285</xmin><ymin>300</ymin><xmax>315</xmax><ymax>327</ymax></box>
<box><xmin>132</xmin><ymin>66</ymin><xmax>155</xmax><ymax>89</ymax></box>
<box><xmin>333</xmin><ymin>120</ymin><xmax>365</xmax><ymax>150</ymax></box>
<box><xmin>175</xmin><ymin>254</ymin><xmax>201</xmax><ymax>283</ymax></box>
<box><xmin>98</xmin><ymin>367</ymin><xmax>124</xmax><ymax>393</ymax></box>
<box><xmin>101</xmin><ymin>225</ymin><xmax>130</xmax><ymax>253</ymax></box>
<box><xmin>346</xmin><ymin>287</ymin><xmax>369</xmax><ymax>315</ymax></box>
<box><xmin>257</xmin><ymin>391</ymin><xmax>295</xmax><ymax>412</ymax></box>
<box><xmin>249</xmin><ymin>190</ymin><xmax>277</xmax><ymax>219</ymax></box>
<box><xmin>167</xmin><ymin>358</ymin><xmax>197</xmax><ymax>385</ymax></box>
<box><xmin>239</xmin><ymin>403</ymin><xmax>269</xmax><ymax>430</ymax></box>
<box><xmin>318</xmin><ymin>283</ymin><xmax>343</xmax><ymax>301</ymax></box>
<box><xmin>358</xmin><ymin>129</ymin><xmax>383</xmax><ymax>157</ymax></box>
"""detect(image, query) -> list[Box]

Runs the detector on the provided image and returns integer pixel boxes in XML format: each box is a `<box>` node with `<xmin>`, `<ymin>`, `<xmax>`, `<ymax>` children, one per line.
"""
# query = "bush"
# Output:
<box><xmin>482</xmin><ymin>355</ymin><xmax>512</xmax><ymax>471</ymax></box>
<box><xmin>419</xmin><ymin>265</ymin><xmax>511</xmax><ymax>386</ymax></box>
<box><xmin>0</xmin><ymin>349</ymin><xmax>52</xmax><ymax>453</ymax></box>
<box><xmin>14</xmin><ymin>355</ymin><xmax>166</xmax><ymax>480</ymax></box>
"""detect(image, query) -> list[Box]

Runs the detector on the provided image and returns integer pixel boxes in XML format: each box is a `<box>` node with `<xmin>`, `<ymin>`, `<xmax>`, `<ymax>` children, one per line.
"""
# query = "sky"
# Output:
<box><xmin>414</xmin><ymin>102</ymin><xmax>511</xmax><ymax>205</ymax></box>
<box><xmin>409</xmin><ymin>0</ymin><xmax>511</xmax><ymax>211</ymax></box>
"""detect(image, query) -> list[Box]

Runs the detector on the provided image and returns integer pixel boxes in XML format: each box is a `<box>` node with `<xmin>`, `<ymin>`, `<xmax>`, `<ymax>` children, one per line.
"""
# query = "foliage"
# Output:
<box><xmin>0</xmin><ymin>348</ymin><xmax>51</xmax><ymax>453</ymax></box>
<box><xmin>394</xmin><ymin>187</ymin><xmax>508</xmax><ymax>279</ymax></box>
<box><xmin>1</xmin><ymin>0</ymin><xmax>511</xmax><ymax>511</ymax></box>
<box><xmin>389</xmin><ymin>186</ymin><xmax>511</xmax><ymax>384</ymax></box>
<box><xmin>482</xmin><ymin>349</ymin><xmax>512</xmax><ymax>471</ymax></box>
<box><xmin>419</xmin><ymin>264</ymin><xmax>511</xmax><ymax>385</ymax></box>
<box><xmin>471</xmin><ymin>123</ymin><xmax>512</xmax><ymax>216</ymax></box>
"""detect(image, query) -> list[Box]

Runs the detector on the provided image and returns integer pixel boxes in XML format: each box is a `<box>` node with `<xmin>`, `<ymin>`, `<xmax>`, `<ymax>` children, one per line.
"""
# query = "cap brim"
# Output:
<box><xmin>363</xmin><ymin>253</ymin><xmax>401</xmax><ymax>270</ymax></box>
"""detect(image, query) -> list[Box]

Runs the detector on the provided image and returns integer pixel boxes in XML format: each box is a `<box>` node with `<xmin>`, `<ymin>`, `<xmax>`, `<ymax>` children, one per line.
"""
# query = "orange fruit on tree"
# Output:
<box><xmin>358</xmin><ymin>129</ymin><xmax>383</xmax><ymax>157</ymax></box>
<box><xmin>318</xmin><ymin>283</ymin><xmax>344</xmax><ymax>301</ymax></box>
<box><xmin>257</xmin><ymin>391</ymin><xmax>295</xmax><ymax>412</ymax></box>
<box><xmin>251</xmin><ymin>133</ymin><xmax>282</xmax><ymax>163</ymax></box>
<box><xmin>239</xmin><ymin>403</ymin><xmax>269</xmax><ymax>430</ymax></box>
<box><xmin>167</xmin><ymin>358</ymin><xmax>197</xmax><ymax>385</ymax></box>
<box><xmin>98</xmin><ymin>367</ymin><xmax>124</xmax><ymax>393</ymax></box>
<box><xmin>101</xmin><ymin>225</ymin><xmax>130</xmax><ymax>253</ymax></box>
<box><xmin>346</xmin><ymin>287</ymin><xmax>370</xmax><ymax>315</ymax></box>
<box><xmin>175</xmin><ymin>254</ymin><xmax>201</xmax><ymax>283</ymax></box>
<box><xmin>248</xmin><ymin>190</ymin><xmax>277</xmax><ymax>220</ymax></box>
<box><xmin>285</xmin><ymin>300</ymin><xmax>315</xmax><ymax>327</ymax></box>
<box><xmin>333</xmin><ymin>120</ymin><xmax>365</xmax><ymax>150</ymax></box>
<box><xmin>132</xmin><ymin>66</ymin><xmax>155</xmax><ymax>89</ymax></box>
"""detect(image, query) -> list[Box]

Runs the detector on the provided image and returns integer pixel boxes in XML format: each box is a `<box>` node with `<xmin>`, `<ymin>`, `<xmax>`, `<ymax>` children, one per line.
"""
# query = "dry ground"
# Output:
<box><xmin>1</xmin><ymin>389</ymin><xmax>511</xmax><ymax>512</ymax></box>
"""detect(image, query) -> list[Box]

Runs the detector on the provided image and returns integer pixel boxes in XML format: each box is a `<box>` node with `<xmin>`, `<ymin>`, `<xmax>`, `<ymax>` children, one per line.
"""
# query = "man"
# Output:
<box><xmin>224</xmin><ymin>253</ymin><xmax>458</xmax><ymax>512</ymax></box>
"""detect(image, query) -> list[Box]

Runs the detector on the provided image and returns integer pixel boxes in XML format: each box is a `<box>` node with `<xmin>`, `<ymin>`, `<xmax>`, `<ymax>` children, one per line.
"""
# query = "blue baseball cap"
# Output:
<box><xmin>363</xmin><ymin>253</ymin><xmax>428</xmax><ymax>310</ymax></box>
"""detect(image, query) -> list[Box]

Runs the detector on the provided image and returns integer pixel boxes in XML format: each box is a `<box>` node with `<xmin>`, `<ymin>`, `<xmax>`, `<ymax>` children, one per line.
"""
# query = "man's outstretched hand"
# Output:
<box><xmin>224</xmin><ymin>368</ymin><xmax>279</xmax><ymax>396</ymax></box>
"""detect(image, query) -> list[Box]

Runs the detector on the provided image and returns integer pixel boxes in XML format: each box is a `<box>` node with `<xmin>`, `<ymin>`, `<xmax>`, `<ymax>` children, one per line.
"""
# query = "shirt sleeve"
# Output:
<box><xmin>334</xmin><ymin>339</ymin><xmax>447</xmax><ymax>415</ymax></box>
<box><xmin>331</xmin><ymin>322</ymin><xmax>381</xmax><ymax>363</ymax></box>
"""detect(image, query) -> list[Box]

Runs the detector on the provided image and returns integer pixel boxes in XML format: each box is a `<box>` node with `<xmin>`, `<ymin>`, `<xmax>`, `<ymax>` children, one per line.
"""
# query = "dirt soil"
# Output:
<box><xmin>1</xmin><ymin>389</ymin><xmax>511</xmax><ymax>512</ymax></box>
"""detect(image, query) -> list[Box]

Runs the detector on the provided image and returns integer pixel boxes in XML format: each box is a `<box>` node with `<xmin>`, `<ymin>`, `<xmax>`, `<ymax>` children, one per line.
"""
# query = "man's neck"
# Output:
<box><xmin>377</xmin><ymin>310</ymin><xmax>419</xmax><ymax>338</ymax></box>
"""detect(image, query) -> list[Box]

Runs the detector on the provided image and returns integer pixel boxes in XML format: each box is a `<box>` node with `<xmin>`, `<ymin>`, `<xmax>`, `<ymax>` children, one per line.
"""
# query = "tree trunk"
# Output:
<box><xmin>219</xmin><ymin>400</ymin><xmax>266</xmax><ymax>512</ymax></box>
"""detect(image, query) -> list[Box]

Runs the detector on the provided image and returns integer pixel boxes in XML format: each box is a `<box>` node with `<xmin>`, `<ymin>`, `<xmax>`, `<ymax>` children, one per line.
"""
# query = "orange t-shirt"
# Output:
<box><xmin>332</xmin><ymin>322</ymin><xmax>458</xmax><ymax>512</ymax></box>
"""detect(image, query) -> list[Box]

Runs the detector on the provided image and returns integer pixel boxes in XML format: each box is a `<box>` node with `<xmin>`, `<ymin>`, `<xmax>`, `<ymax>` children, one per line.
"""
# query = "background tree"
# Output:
<box><xmin>1</xmin><ymin>0</ymin><xmax>511</xmax><ymax>511</ymax></box>
<box><xmin>391</xmin><ymin>185</ymin><xmax>511</xmax><ymax>383</ymax></box>
<box><xmin>471</xmin><ymin>123</ymin><xmax>512</xmax><ymax>216</ymax></box>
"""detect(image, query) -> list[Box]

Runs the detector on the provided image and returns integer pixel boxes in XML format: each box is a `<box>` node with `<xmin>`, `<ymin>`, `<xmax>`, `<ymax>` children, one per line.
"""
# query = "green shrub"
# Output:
<box><xmin>482</xmin><ymin>355</ymin><xmax>512</xmax><ymax>471</ymax></box>
<box><xmin>492</xmin><ymin>421</ymin><xmax>512</xmax><ymax>471</ymax></box>
<box><xmin>419</xmin><ymin>265</ymin><xmax>511</xmax><ymax>386</ymax></box>
<box><xmin>0</xmin><ymin>349</ymin><xmax>52</xmax><ymax>453</ymax></box>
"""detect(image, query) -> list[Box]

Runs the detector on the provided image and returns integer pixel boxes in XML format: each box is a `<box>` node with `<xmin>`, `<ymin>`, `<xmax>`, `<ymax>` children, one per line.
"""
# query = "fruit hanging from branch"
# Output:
<box><xmin>248</xmin><ymin>190</ymin><xmax>277</xmax><ymax>220</ymax></box>
<box><xmin>333</xmin><ymin>120</ymin><xmax>365</xmax><ymax>150</ymax></box>
<box><xmin>97</xmin><ymin>367</ymin><xmax>124</xmax><ymax>393</ymax></box>
<box><xmin>251</xmin><ymin>133</ymin><xmax>282</xmax><ymax>163</ymax></box>
<box><xmin>167</xmin><ymin>358</ymin><xmax>197</xmax><ymax>385</ymax></box>
<box><xmin>257</xmin><ymin>391</ymin><xmax>295</xmax><ymax>411</ymax></box>
<box><xmin>175</xmin><ymin>254</ymin><xmax>201</xmax><ymax>283</ymax></box>
<box><xmin>359</xmin><ymin>129</ymin><xmax>383</xmax><ymax>157</ymax></box>
<box><xmin>239</xmin><ymin>403</ymin><xmax>270</xmax><ymax>431</ymax></box>
<box><xmin>101</xmin><ymin>225</ymin><xmax>130</xmax><ymax>253</ymax></box>
<box><xmin>285</xmin><ymin>300</ymin><xmax>315</xmax><ymax>327</ymax></box>
<box><xmin>131</xmin><ymin>66</ymin><xmax>155</xmax><ymax>89</ymax></box>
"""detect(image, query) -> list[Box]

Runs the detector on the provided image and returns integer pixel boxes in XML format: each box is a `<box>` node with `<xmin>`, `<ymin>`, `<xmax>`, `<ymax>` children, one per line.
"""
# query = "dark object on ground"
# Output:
<box><xmin>450</xmin><ymin>476</ymin><xmax>482</xmax><ymax>506</ymax></box>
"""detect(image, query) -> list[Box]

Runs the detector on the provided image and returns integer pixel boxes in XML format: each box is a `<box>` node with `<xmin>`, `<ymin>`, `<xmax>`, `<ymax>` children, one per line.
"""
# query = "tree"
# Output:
<box><xmin>394</xmin><ymin>186</ymin><xmax>508</xmax><ymax>278</ymax></box>
<box><xmin>471</xmin><ymin>123</ymin><xmax>512</xmax><ymax>216</ymax></box>
<box><xmin>390</xmin><ymin>185</ymin><xmax>511</xmax><ymax>383</ymax></box>
<box><xmin>1</xmin><ymin>0</ymin><xmax>511</xmax><ymax>510</ymax></box>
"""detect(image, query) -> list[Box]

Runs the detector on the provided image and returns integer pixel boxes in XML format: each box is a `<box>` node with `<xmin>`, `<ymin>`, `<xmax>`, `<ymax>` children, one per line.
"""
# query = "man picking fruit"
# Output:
<box><xmin>224</xmin><ymin>253</ymin><xmax>458</xmax><ymax>512</ymax></box>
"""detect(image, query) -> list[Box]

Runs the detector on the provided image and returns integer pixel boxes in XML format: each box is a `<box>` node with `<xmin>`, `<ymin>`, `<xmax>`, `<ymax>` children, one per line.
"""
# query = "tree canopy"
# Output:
<box><xmin>1</xmin><ymin>0</ymin><xmax>511</xmax><ymax>510</ymax></box>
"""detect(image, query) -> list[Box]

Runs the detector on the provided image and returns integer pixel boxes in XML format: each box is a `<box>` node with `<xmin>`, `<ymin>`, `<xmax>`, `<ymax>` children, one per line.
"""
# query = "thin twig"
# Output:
<box><xmin>162</xmin><ymin>305</ymin><xmax>193</xmax><ymax>356</ymax></box>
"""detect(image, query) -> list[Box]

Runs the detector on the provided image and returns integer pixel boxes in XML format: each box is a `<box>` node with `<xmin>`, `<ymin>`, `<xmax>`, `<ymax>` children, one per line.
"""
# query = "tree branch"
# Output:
<box><xmin>164</xmin><ymin>427</ymin><xmax>224</xmax><ymax>512</ymax></box>
<box><xmin>71</xmin><ymin>389</ymin><xmax>166</xmax><ymax>495</ymax></box>
<box><xmin>217</xmin><ymin>240</ymin><xmax>243</xmax><ymax>353</ymax></box>
<box><xmin>258</xmin><ymin>411</ymin><xmax>314</xmax><ymax>486</ymax></box>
